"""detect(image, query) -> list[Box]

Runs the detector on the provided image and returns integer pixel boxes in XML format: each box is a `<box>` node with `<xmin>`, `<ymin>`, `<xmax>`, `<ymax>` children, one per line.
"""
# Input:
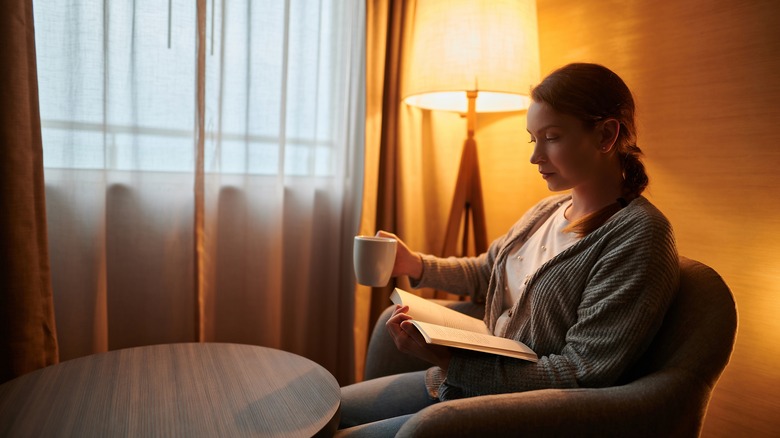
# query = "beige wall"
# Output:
<box><xmin>469</xmin><ymin>0</ymin><xmax>780</xmax><ymax>435</ymax></box>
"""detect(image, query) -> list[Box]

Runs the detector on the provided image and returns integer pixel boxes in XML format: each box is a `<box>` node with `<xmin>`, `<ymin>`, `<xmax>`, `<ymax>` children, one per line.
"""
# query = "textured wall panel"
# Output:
<box><xmin>536</xmin><ymin>0</ymin><xmax>780</xmax><ymax>435</ymax></box>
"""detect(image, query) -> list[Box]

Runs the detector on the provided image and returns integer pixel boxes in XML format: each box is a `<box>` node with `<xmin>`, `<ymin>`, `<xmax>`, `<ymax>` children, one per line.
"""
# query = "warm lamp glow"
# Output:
<box><xmin>403</xmin><ymin>0</ymin><xmax>540</xmax><ymax>113</ymax></box>
<box><xmin>404</xmin><ymin>91</ymin><xmax>533</xmax><ymax>113</ymax></box>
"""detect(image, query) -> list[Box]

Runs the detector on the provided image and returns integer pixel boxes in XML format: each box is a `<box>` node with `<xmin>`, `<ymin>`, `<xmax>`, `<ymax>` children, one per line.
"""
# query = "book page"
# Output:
<box><xmin>390</xmin><ymin>289</ymin><xmax>489</xmax><ymax>335</ymax></box>
<box><xmin>411</xmin><ymin>320</ymin><xmax>538</xmax><ymax>362</ymax></box>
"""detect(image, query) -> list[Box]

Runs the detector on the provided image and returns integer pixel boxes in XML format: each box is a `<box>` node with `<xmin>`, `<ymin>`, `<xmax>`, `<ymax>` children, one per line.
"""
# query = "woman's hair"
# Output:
<box><xmin>530</xmin><ymin>63</ymin><xmax>648</xmax><ymax>237</ymax></box>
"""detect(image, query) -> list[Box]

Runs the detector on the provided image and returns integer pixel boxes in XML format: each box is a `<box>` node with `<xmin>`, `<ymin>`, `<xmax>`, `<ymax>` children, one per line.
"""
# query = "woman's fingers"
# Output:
<box><xmin>391</xmin><ymin>323</ymin><xmax>423</xmax><ymax>354</ymax></box>
<box><xmin>400</xmin><ymin>320</ymin><xmax>427</xmax><ymax>346</ymax></box>
<box><xmin>376</xmin><ymin>230</ymin><xmax>398</xmax><ymax>240</ymax></box>
<box><xmin>375</xmin><ymin>230</ymin><xmax>422</xmax><ymax>279</ymax></box>
<box><xmin>388</xmin><ymin>305</ymin><xmax>410</xmax><ymax>322</ymax></box>
<box><xmin>386</xmin><ymin>306</ymin><xmax>410</xmax><ymax>338</ymax></box>
<box><xmin>384</xmin><ymin>304</ymin><xmax>452</xmax><ymax>368</ymax></box>
<box><xmin>386</xmin><ymin>305</ymin><xmax>422</xmax><ymax>352</ymax></box>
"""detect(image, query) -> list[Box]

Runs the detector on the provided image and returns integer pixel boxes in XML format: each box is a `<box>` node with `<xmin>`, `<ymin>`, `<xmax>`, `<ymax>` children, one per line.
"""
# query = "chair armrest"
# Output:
<box><xmin>363</xmin><ymin>300</ymin><xmax>485</xmax><ymax>380</ymax></box>
<box><xmin>396</xmin><ymin>370</ymin><xmax>709</xmax><ymax>438</ymax></box>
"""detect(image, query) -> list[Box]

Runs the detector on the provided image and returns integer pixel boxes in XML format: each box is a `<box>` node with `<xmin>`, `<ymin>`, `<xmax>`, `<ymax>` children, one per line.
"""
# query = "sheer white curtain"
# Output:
<box><xmin>34</xmin><ymin>0</ymin><xmax>365</xmax><ymax>383</ymax></box>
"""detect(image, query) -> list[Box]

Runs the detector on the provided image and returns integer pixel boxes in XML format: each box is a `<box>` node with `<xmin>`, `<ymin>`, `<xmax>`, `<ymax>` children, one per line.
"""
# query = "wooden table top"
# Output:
<box><xmin>0</xmin><ymin>343</ymin><xmax>340</xmax><ymax>437</ymax></box>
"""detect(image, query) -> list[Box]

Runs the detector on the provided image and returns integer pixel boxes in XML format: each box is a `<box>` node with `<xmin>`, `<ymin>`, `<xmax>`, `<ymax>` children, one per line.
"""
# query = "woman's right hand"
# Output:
<box><xmin>376</xmin><ymin>230</ymin><xmax>423</xmax><ymax>280</ymax></box>
<box><xmin>386</xmin><ymin>304</ymin><xmax>451</xmax><ymax>369</ymax></box>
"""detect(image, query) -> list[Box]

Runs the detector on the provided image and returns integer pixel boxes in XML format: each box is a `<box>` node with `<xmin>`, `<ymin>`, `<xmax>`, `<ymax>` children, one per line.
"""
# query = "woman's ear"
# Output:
<box><xmin>599</xmin><ymin>119</ymin><xmax>620</xmax><ymax>153</ymax></box>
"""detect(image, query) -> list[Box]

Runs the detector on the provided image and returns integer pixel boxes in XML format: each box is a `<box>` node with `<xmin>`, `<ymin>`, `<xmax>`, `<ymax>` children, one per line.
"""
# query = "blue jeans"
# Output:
<box><xmin>336</xmin><ymin>371</ymin><xmax>438</xmax><ymax>437</ymax></box>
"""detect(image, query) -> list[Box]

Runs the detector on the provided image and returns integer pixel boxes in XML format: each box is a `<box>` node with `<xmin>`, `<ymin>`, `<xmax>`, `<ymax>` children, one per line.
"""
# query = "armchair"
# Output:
<box><xmin>363</xmin><ymin>256</ymin><xmax>737</xmax><ymax>437</ymax></box>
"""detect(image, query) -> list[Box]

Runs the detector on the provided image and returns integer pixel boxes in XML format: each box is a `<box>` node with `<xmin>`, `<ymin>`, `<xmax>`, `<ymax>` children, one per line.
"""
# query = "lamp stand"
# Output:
<box><xmin>441</xmin><ymin>91</ymin><xmax>488</xmax><ymax>259</ymax></box>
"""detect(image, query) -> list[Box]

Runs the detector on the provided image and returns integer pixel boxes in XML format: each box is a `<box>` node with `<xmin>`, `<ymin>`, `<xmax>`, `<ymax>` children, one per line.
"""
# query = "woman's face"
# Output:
<box><xmin>526</xmin><ymin>101</ymin><xmax>605</xmax><ymax>192</ymax></box>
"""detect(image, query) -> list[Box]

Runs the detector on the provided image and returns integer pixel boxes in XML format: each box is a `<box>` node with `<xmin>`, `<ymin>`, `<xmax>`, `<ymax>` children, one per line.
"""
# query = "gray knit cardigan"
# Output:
<box><xmin>413</xmin><ymin>194</ymin><xmax>680</xmax><ymax>401</ymax></box>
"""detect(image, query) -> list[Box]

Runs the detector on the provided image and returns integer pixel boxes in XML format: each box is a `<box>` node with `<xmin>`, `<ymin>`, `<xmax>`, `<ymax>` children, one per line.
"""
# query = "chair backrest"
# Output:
<box><xmin>622</xmin><ymin>256</ymin><xmax>738</xmax><ymax>392</ymax></box>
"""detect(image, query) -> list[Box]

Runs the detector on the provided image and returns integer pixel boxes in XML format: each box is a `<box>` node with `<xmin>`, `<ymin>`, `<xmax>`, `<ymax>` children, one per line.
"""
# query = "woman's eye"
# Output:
<box><xmin>528</xmin><ymin>135</ymin><xmax>558</xmax><ymax>143</ymax></box>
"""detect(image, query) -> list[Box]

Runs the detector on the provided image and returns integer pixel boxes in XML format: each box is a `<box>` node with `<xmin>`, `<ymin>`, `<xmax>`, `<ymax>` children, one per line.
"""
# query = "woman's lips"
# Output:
<box><xmin>540</xmin><ymin>171</ymin><xmax>554</xmax><ymax>179</ymax></box>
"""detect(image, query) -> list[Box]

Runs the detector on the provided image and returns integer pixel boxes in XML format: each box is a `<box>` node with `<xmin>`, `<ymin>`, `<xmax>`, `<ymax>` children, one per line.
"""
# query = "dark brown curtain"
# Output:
<box><xmin>364</xmin><ymin>0</ymin><xmax>409</xmax><ymax>332</ymax></box>
<box><xmin>0</xmin><ymin>0</ymin><xmax>59</xmax><ymax>384</ymax></box>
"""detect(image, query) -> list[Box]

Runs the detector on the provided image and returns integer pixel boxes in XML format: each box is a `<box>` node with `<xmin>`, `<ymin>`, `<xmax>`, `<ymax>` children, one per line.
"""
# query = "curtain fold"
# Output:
<box><xmin>0</xmin><ymin>0</ymin><xmax>59</xmax><ymax>384</ymax></box>
<box><xmin>194</xmin><ymin>0</ymin><xmax>207</xmax><ymax>342</ymax></box>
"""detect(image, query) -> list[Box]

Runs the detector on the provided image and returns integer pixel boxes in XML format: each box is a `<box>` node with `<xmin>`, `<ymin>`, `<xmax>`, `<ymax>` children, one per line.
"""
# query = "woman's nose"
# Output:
<box><xmin>529</xmin><ymin>143</ymin><xmax>545</xmax><ymax>165</ymax></box>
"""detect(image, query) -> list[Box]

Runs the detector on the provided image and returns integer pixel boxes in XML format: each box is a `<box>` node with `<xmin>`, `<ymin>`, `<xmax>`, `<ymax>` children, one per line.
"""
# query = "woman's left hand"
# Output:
<box><xmin>386</xmin><ymin>305</ymin><xmax>452</xmax><ymax>370</ymax></box>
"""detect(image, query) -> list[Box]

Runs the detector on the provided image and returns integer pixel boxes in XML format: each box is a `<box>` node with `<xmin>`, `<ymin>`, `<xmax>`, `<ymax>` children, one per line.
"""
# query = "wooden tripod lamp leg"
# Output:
<box><xmin>441</xmin><ymin>137</ymin><xmax>488</xmax><ymax>258</ymax></box>
<box><xmin>441</xmin><ymin>91</ymin><xmax>488</xmax><ymax>258</ymax></box>
<box><xmin>469</xmin><ymin>142</ymin><xmax>488</xmax><ymax>254</ymax></box>
<box><xmin>442</xmin><ymin>138</ymin><xmax>473</xmax><ymax>257</ymax></box>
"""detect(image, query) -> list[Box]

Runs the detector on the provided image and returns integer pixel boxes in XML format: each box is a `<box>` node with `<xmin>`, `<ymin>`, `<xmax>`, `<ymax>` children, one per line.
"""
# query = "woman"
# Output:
<box><xmin>338</xmin><ymin>63</ymin><xmax>679</xmax><ymax>436</ymax></box>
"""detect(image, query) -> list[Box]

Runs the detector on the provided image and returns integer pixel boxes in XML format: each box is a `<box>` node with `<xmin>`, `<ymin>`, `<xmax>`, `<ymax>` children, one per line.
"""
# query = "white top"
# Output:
<box><xmin>494</xmin><ymin>200</ymin><xmax>579</xmax><ymax>336</ymax></box>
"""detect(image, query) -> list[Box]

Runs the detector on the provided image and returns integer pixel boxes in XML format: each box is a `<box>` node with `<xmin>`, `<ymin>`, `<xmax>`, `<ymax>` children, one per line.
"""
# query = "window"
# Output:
<box><xmin>35</xmin><ymin>0</ymin><xmax>356</xmax><ymax>176</ymax></box>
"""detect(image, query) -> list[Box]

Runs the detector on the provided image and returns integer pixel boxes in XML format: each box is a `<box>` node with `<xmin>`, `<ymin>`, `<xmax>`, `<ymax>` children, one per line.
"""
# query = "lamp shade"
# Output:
<box><xmin>403</xmin><ymin>0</ymin><xmax>540</xmax><ymax>113</ymax></box>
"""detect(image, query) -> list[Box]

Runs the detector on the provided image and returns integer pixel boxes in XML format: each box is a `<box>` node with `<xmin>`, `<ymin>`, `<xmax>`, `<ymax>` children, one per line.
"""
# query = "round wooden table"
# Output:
<box><xmin>0</xmin><ymin>343</ymin><xmax>341</xmax><ymax>437</ymax></box>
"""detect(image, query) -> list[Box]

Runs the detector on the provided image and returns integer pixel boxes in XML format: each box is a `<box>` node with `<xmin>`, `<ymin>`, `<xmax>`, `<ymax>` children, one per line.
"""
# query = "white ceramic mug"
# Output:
<box><xmin>353</xmin><ymin>236</ymin><xmax>397</xmax><ymax>287</ymax></box>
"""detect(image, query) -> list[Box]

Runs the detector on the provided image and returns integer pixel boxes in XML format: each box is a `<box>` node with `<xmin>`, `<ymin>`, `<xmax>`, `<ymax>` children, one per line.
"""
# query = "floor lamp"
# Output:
<box><xmin>403</xmin><ymin>0</ymin><xmax>540</xmax><ymax>258</ymax></box>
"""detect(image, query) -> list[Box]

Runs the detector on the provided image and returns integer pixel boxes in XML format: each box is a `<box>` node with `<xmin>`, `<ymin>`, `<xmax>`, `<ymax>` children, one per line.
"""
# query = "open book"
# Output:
<box><xmin>390</xmin><ymin>288</ymin><xmax>538</xmax><ymax>362</ymax></box>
